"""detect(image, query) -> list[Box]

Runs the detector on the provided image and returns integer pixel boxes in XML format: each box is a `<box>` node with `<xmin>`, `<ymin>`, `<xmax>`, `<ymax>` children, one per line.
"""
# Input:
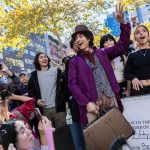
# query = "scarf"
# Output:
<box><xmin>80</xmin><ymin>49</ymin><xmax>95</xmax><ymax>65</ymax></box>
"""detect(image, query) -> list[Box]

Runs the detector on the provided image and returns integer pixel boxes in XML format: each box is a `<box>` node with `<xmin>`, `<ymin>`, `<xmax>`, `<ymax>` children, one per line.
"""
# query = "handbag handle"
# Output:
<box><xmin>86</xmin><ymin>107</ymin><xmax>116</xmax><ymax>127</ymax></box>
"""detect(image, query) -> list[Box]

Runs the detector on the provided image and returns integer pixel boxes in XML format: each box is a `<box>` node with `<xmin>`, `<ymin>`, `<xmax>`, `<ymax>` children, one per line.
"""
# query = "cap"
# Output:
<box><xmin>19</xmin><ymin>71</ymin><xmax>28</xmax><ymax>77</ymax></box>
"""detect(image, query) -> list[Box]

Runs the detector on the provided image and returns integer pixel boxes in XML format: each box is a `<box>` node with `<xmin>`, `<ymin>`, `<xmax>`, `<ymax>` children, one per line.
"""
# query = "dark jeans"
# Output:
<box><xmin>69</xmin><ymin>123</ymin><xmax>86</xmax><ymax>150</ymax></box>
<box><xmin>68</xmin><ymin>98</ymin><xmax>80</xmax><ymax>123</ymax></box>
<box><xmin>132</xmin><ymin>86</ymin><xmax>150</xmax><ymax>96</ymax></box>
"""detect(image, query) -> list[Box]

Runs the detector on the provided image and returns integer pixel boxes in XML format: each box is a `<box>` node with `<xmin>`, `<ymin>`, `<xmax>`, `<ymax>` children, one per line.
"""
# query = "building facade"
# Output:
<box><xmin>105</xmin><ymin>2</ymin><xmax>150</xmax><ymax>37</ymax></box>
<box><xmin>139</xmin><ymin>2</ymin><xmax>150</xmax><ymax>22</ymax></box>
<box><xmin>0</xmin><ymin>33</ymin><xmax>67</xmax><ymax>75</ymax></box>
<box><xmin>0</xmin><ymin>34</ymin><xmax>47</xmax><ymax>75</ymax></box>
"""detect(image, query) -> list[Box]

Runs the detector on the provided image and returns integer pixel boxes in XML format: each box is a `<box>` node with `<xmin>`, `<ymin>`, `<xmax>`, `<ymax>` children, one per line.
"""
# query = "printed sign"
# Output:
<box><xmin>122</xmin><ymin>95</ymin><xmax>150</xmax><ymax>150</ymax></box>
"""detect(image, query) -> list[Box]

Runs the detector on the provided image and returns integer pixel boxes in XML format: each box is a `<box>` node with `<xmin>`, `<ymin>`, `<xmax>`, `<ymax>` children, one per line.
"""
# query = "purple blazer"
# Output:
<box><xmin>68</xmin><ymin>23</ymin><xmax>131</xmax><ymax>126</ymax></box>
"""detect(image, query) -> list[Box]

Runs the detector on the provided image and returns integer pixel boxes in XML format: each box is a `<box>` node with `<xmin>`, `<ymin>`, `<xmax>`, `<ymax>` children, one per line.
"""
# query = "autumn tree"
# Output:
<box><xmin>114</xmin><ymin>0</ymin><xmax>149</xmax><ymax>13</ymax></box>
<box><xmin>0</xmin><ymin>0</ymin><xmax>112</xmax><ymax>55</ymax></box>
<box><xmin>94</xmin><ymin>27</ymin><xmax>111</xmax><ymax>46</ymax></box>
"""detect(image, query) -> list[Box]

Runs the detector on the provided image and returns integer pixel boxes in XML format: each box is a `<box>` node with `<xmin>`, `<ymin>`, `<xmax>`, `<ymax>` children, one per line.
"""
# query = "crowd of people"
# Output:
<box><xmin>0</xmin><ymin>3</ymin><xmax>150</xmax><ymax>150</ymax></box>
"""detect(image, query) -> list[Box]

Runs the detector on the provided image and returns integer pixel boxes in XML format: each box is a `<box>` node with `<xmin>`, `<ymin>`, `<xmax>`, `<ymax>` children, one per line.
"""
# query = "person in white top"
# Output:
<box><xmin>100</xmin><ymin>34</ymin><xmax>128</xmax><ymax>97</ymax></box>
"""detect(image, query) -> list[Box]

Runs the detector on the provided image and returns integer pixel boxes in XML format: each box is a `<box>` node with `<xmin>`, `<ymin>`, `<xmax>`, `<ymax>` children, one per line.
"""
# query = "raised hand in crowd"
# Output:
<box><xmin>38</xmin><ymin>116</ymin><xmax>52</xmax><ymax>146</ymax></box>
<box><xmin>113</xmin><ymin>2</ymin><xmax>126</xmax><ymax>24</ymax></box>
<box><xmin>38</xmin><ymin>116</ymin><xmax>52</xmax><ymax>133</ymax></box>
<box><xmin>0</xmin><ymin>62</ymin><xmax>13</xmax><ymax>77</ymax></box>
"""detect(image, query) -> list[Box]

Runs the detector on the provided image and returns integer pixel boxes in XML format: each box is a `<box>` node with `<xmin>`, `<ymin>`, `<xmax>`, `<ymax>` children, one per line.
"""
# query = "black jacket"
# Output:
<box><xmin>18</xmin><ymin>83</ymin><xmax>28</xmax><ymax>95</ymax></box>
<box><xmin>28</xmin><ymin>68</ymin><xmax>65</xmax><ymax>112</ymax></box>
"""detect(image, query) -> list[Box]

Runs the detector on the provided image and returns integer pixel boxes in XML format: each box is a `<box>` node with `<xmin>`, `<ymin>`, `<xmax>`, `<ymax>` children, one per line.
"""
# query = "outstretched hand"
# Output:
<box><xmin>0</xmin><ymin>62</ymin><xmax>9</xmax><ymax>72</ymax></box>
<box><xmin>113</xmin><ymin>2</ymin><xmax>126</xmax><ymax>24</ymax></box>
<box><xmin>0</xmin><ymin>62</ymin><xmax>13</xmax><ymax>76</ymax></box>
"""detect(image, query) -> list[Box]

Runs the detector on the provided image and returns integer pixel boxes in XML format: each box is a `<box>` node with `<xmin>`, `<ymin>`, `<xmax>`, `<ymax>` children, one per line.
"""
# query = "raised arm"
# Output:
<box><xmin>104</xmin><ymin>3</ymin><xmax>131</xmax><ymax>60</ymax></box>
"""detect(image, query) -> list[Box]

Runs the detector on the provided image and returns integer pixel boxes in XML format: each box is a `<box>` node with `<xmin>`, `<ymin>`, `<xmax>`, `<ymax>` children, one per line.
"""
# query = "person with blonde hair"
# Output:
<box><xmin>124</xmin><ymin>24</ymin><xmax>150</xmax><ymax>96</ymax></box>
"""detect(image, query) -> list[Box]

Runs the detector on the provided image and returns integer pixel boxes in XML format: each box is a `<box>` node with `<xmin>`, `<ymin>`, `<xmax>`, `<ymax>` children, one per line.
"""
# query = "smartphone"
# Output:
<box><xmin>34</xmin><ymin>108</ymin><xmax>42</xmax><ymax>121</ymax></box>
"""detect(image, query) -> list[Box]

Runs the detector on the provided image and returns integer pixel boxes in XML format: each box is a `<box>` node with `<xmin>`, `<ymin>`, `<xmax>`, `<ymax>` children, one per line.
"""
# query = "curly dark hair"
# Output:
<box><xmin>70</xmin><ymin>38</ymin><xmax>75</xmax><ymax>49</ymax></box>
<box><xmin>33</xmin><ymin>52</ymin><xmax>50</xmax><ymax>70</ymax></box>
<box><xmin>73</xmin><ymin>32</ymin><xmax>94</xmax><ymax>48</ymax></box>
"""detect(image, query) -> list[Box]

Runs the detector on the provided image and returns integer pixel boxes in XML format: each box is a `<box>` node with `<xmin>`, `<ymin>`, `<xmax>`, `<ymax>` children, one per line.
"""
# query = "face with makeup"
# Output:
<box><xmin>103</xmin><ymin>38</ymin><xmax>115</xmax><ymax>48</ymax></box>
<box><xmin>134</xmin><ymin>25</ymin><xmax>149</xmax><ymax>47</ymax></box>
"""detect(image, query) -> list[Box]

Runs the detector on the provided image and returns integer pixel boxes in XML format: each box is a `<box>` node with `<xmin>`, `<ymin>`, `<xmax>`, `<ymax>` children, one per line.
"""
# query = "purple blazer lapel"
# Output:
<box><xmin>77</xmin><ymin>55</ymin><xmax>93</xmax><ymax>74</ymax></box>
<box><xmin>94</xmin><ymin>49</ymin><xmax>113</xmax><ymax>78</ymax></box>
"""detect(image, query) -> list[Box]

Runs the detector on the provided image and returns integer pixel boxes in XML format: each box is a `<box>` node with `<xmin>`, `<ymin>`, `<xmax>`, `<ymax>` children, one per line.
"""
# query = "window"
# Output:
<box><xmin>6</xmin><ymin>57</ymin><xmax>15</xmax><ymax>66</ymax></box>
<box><xmin>25</xmin><ymin>49</ymin><xmax>29</xmax><ymax>54</ymax></box>
<box><xmin>16</xmin><ymin>59</ymin><xmax>24</xmax><ymax>68</ymax></box>
<box><xmin>26</xmin><ymin>68</ymin><xmax>33</xmax><ymax>74</ymax></box>
<box><xmin>0</xmin><ymin>53</ymin><xmax>3</xmax><ymax>59</ymax></box>
<box><xmin>6</xmin><ymin>47</ymin><xmax>13</xmax><ymax>52</ymax></box>
<box><xmin>30</xmin><ymin>51</ymin><xmax>36</xmax><ymax>57</ymax></box>
<box><xmin>6</xmin><ymin>57</ymin><xmax>24</xmax><ymax>68</ymax></box>
<box><xmin>4</xmin><ymin>47</ymin><xmax>20</xmax><ymax>53</ymax></box>
<box><xmin>35</xmin><ymin>43</ymin><xmax>45</xmax><ymax>52</ymax></box>
<box><xmin>4</xmin><ymin>47</ymin><xmax>14</xmax><ymax>54</ymax></box>
<box><xmin>25</xmin><ymin>59</ymin><xmax>33</xmax><ymax>65</ymax></box>
<box><xmin>49</xmin><ymin>42</ymin><xmax>52</xmax><ymax>46</ymax></box>
<box><xmin>21</xmin><ymin>67</ymin><xmax>25</xmax><ymax>71</ymax></box>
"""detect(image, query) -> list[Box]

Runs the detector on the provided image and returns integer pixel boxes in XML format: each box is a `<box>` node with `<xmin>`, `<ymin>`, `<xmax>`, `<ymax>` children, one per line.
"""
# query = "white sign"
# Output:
<box><xmin>122</xmin><ymin>95</ymin><xmax>150</xmax><ymax>150</ymax></box>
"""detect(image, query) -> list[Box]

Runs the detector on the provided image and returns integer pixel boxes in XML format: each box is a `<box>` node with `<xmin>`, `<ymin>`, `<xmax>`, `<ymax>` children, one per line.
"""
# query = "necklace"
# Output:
<box><xmin>138</xmin><ymin>49</ymin><xmax>148</xmax><ymax>57</ymax></box>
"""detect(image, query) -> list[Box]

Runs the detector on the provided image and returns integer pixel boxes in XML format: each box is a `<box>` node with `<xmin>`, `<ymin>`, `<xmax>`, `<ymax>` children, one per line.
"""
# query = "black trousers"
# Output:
<box><xmin>118</xmin><ymin>81</ymin><xmax>127</xmax><ymax>98</ymax></box>
<box><xmin>132</xmin><ymin>86</ymin><xmax>150</xmax><ymax>96</ymax></box>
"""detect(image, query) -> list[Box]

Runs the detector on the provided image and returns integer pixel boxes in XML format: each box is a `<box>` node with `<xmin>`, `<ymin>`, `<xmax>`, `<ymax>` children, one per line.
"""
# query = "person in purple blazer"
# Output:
<box><xmin>68</xmin><ymin>3</ymin><xmax>131</xmax><ymax>127</ymax></box>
